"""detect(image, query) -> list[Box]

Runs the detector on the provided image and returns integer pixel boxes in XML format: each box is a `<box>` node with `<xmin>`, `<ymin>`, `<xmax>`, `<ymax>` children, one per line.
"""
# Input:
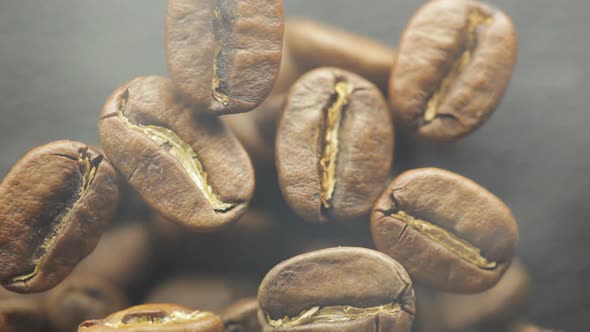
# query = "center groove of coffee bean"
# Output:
<box><xmin>319</xmin><ymin>81</ymin><xmax>354</xmax><ymax>209</ymax></box>
<box><xmin>211</xmin><ymin>0</ymin><xmax>234</xmax><ymax>107</ymax></box>
<box><xmin>266</xmin><ymin>303</ymin><xmax>402</xmax><ymax>328</ymax></box>
<box><xmin>116</xmin><ymin>91</ymin><xmax>234</xmax><ymax>212</ymax></box>
<box><xmin>107</xmin><ymin>311</ymin><xmax>213</xmax><ymax>327</ymax></box>
<box><xmin>392</xmin><ymin>210</ymin><xmax>497</xmax><ymax>269</ymax></box>
<box><xmin>423</xmin><ymin>9</ymin><xmax>492</xmax><ymax>122</ymax></box>
<box><xmin>11</xmin><ymin>149</ymin><xmax>102</xmax><ymax>283</ymax></box>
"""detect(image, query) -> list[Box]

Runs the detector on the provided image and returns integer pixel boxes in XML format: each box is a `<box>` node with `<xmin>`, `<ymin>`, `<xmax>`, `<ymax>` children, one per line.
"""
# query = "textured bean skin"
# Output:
<box><xmin>99</xmin><ymin>76</ymin><xmax>254</xmax><ymax>230</ymax></box>
<box><xmin>78</xmin><ymin>303</ymin><xmax>223</xmax><ymax>332</ymax></box>
<box><xmin>258</xmin><ymin>247</ymin><xmax>415</xmax><ymax>332</ymax></box>
<box><xmin>389</xmin><ymin>0</ymin><xmax>517</xmax><ymax>141</ymax></box>
<box><xmin>0</xmin><ymin>141</ymin><xmax>119</xmax><ymax>293</ymax></box>
<box><xmin>371</xmin><ymin>168</ymin><xmax>518</xmax><ymax>293</ymax></box>
<box><xmin>276</xmin><ymin>67</ymin><xmax>394</xmax><ymax>223</ymax></box>
<box><xmin>166</xmin><ymin>0</ymin><xmax>284</xmax><ymax>115</ymax></box>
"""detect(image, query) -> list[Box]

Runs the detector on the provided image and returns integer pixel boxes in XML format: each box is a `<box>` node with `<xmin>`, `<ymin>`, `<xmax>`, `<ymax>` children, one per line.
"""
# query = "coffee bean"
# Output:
<box><xmin>508</xmin><ymin>322</ymin><xmax>562</xmax><ymax>332</ymax></box>
<box><xmin>99</xmin><ymin>76</ymin><xmax>254</xmax><ymax>230</ymax></box>
<box><xmin>276</xmin><ymin>67</ymin><xmax>394</xmax><ymax>223</ymax></box>
<box><xmin>257</xmin><ymin>247</ymin><xmax>415</xmax><ymax>332</ymax></box>
<box><xmin>46</xmin><ymin>275</ymin><xmax>128</xmax><ymax>332</ymax></box>
<box><xmin>0</xmin><ymin>141</ymin><xmax>119</xmax><ymax>293</ymax></box>
<box><xmin>389</xmin><ymin>0</ymin><xmax>517</xmax><ymax>141</ymax></box>
<box><xmin>78</xmin><ymin>303</ymin><xmax>223</xmax><ymax>332</ymax></box>
<box><xmin>287</xmin><ymin>18</ymin><xmax>396</xmax><ymax>92</ymax></box>
<box><xmin>0</xmin><ymin>288</ymin><xmax>49</xmax><ymax>332</ymax></box>
<box><xmin>166</xmin><ymin>0</ymin><xmax>284</xmax><ymax>115</ymax></box>
<box><xmin>221</xmin><ymin>297</ymin><xmax>260</xmax><ymax>332</ymax></box>
<box><xmin>371</xmin><ymin>168</ymin><xmax>518</xmax><ymax>293</ymax></box>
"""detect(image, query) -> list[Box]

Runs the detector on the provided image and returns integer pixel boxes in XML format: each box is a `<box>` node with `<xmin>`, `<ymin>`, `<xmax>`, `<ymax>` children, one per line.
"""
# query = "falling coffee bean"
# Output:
<box><xmin>0</xmin><ymin>141</ymin><xmax>119</xmax><ymax>293</ymax></box>
<box><xmin>389</xmin><ymin>0</ymin><xmax>517</xmax><ymax>141</ymax></box>
<box><xmin>371</xmin><ymin>168</ymin><xmax>518</xmax><ymax>293</ymax></box>
<box><xmin>99</xmin><ymin>76</ymin><xmax>254</xmax><ymax>230</ymax></box>
<box><xmin>258</xmin><ymin>247</ymin><xmax>415</xmax><ymax>332</ymax></box>
<box><xmin>166</xmin><ymin>0</ymin><xmax>284</xmax><ymax>115</ymax></box>
<box><xmin>276</xmin><ymin>67</ymin><xmax>394</xmax><ymax>223</ymax></box>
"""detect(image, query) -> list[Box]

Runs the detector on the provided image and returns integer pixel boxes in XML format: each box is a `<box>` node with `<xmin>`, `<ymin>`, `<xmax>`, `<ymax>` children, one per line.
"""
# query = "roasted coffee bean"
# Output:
<box><xmin>99</xmin><ymin>76</ymin><xmax>254</xmax><ymax>230</ymax></box>
<box><xmin>508</xmin><ymin>322</ymin><xmax>561</xmax><ymax>332</ymax></box>
<box><xmin>276</xmin><ymin>67</ymin><xmax>394</xmax><ymax>223</ymax></box>
<box><xmin>221</xmin><ymin>297</ymin><xmax>260</xmax><ymax>332</ymax></box>
<box><xmin>166</xmin><ymin>0</ymin><xmax>284</xmax><ymax>115</ymax></box>
<box><xmin>0</xmin><ymin>288</ymin><xmax>49</xmax><ymax>332</ymax></box>
<box><xmin>258</xmin><ymin>247</ymin><xmax>415</xmax><ymax>332</ymax></box>
<box><xmin>287</xmin><ymin>18</ymin><xmax>396</xmax><ymax>92</ymax></box>
<box><xmin>438</xmin><ymin>259</ymin><xmax>529</xmax><ymax>330</ymax></box>
<box><xmin>389</xmin><ymin>0</ymin><xmax>517</xmax><ymax>141</ymax></box>
<box><xmin>0</xmin><ymin>141</ymin><xmax>119</xmax><ymax>293</ymax></box>
<box><xmin>371</xmin><ymin>168</ymin><xmax>518</xmax><ymax>293</ymax></box>
<box><xmin>46</xmin><ymin>275</ymin><xmax>128</xmax><ymax>332</ymax></box>
<box><xmin>223</xmin><ymin>94</ymin><xmax>286</xmax><ymax>167</ymax></box>
<box><xmin>146</xmin><ymin>274</ymin><xmax>257</xmax><ymax>314</ymax></box>
<box><xmin>78</xmin><ymin>303</ymin><xmax>223</xmax><ymax>332</ymax></box>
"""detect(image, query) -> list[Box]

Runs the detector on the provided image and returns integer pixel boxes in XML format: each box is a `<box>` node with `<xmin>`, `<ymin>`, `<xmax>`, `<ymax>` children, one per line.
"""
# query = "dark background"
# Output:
<box><xmin>0</xmin><ymin>1</ymin><xmax>588</xmax><ymax>330</ymax></box>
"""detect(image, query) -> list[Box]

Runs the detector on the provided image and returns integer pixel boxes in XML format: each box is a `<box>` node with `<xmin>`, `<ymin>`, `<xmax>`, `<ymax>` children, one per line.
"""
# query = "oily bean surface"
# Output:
<box><xmin>389</xmin><ymin>0</ymin><xmax>517</xmax><ymax>141</ymax></box>
<box><xmin>166</xmin><ymin>0</ymin><xmax>284</xmax><ymax>115</ymax></box>
<box><xmin>78</xmin><ymin>303</ymin><xmax>223</xmax><ymax>332</ymax></box>
<box><xmin>258</xmin><ymin>247</ymin><xmax>415</xmax><ymax>332</ymax></box>
<box><xmin>276</xmin><ymin>67</ymin><xmax>394</xmax><ymax>223</ymax></box>
<box><xmin>371</xmin><ymin>168</ymin><xmax>518</xmax><ymax>293</ymax></box>
<box><xmin>0</xmin><ymin>141</ymin><xmax>119</xmax><ymax>293</ymax></box>
<box><xmin>99</xmin><ymin>76</ymin><xmax>254</xmax><ymax>230</ymax></box>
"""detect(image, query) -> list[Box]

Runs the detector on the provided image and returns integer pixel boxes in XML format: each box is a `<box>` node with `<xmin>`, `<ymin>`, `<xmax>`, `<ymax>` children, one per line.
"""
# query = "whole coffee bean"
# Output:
<box><xmin>99</xmin><ymin>76</ymin><xmax>254</xmax><ymax>230</ymax></box>
<box><xmin>78</xmin><ymin>303</ymin><xmax>223</xmax><ymax>332</ymax></box>
<box><xmin>389</xmin><ymin>0</ymin><xmax>517</xmax><ymax>141</ymax></box>
<box><xmin>221</xmin><ymin>297</ymin><xmax>260</xmax><ymax>332</ymax></box>
<box><xmin>371</xmin><ymin>168</ymin><xmax>518</xmax><ymax>293</ymax></box>
<box><xmin>286</xmin><ymin>18</ymin><xmax>396</xmax><ymax>92</ymax></box>
<box><xmin>223</xmin><ymin>94</ymin><xmax>286</xmax><ymax>167</ymax></box>
<box><xmin>438</xmin><ymin>259</ymin><xmax>530</xmax><ymax>330</ymax></box>
<box><xmin>0</xmin><ymin>141</ymin><xmax>119</xmax><ymax>293</ymax></box>
<box><xmin>258</xmin><ymin>247</ymin><xmax>415</xmax><ymax>332</ymax></box>
<box><xmin>276</xmin><ymin>67</ymin><xmax>394</xmax><ymax>223</ymax></box>
<box><xmin>74</xmin><ymin>221</ymin><xmax>153</xmax><ymax>289</ymax></box>
<box><xmin>45</xmin><ymin>275</ymin><xmax>128</xmax><ymax>332</ymax></box>
<box><xmin>166</xmin><ymin>0</ymin><xmax>284</xmax><ymax>115</ymax></box>
<box><xmin>146</xmin><ymin>274</ymin><xmax>257</xmax><ymax>314</ymax></box>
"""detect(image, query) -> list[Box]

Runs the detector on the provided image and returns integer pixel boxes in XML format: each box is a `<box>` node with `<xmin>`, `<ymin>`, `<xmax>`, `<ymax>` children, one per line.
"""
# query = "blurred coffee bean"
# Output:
<box><xmin>146</xmin><ymin>275</ymin><xmax>257</xmax><ymax>314</ymax></box>
<box><xmin>286</xmin><ymin>18</ymin><xmax>395</xmax><ymax>92</ymax></box>
<box><xmin>45</xmin><ymin>275</ymin><xmax>128</xmax><ymax>332</ymax></box>
<box><xmin>508</xmin><ymin>322</ymin><xmax>561</xmax><ymax>332</ymax></box>
<box><xmin>221</xmin><ymin>297</ymin><xmax>260</xmax><ymax>332</ymax></box>
<box><xmin>0</xmin><ymin>288</ymin><xmax>50</xmax><ymax>332</ymax></box>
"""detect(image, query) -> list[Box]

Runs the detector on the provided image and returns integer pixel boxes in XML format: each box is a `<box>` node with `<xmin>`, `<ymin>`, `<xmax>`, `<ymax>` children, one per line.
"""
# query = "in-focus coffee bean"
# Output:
<box><xmin>99</xmin><ymin>76</ymin><xmax>254</xmax><ymax>230</ymax></box>
<box><xmin>0</xmin><ymin>141</ymin><xmax>119</xmax><ymax>293</ymax></box>
<box><xmin>166</xmin><ymin>0</ymin><xmax>284</xmax><ymax>115</ymax></box>
<box><xmin>389</xmin><ymin>0</ymin><xmax>517</xmax><ymax>141</ymax></box>
<box><xmin>258</xmin><ymin>247</ymin><xmax>415</xmax><ymax>332</ymax></box>
<box><xmin>371</xmin><ymin>168</ymin><xmax>518</xmax><ymax>293</ymax></box>
<box><xmin>276</xmin><ymin>67</ymin><xmax>394</xmax><ymax>223</ymax></box>
<box><xmin>78</xmin><ymin>303</ymin><xmax>223</xmax><ymax>332</ymax></box>
<box><xmin>286</xmin><ymin>18</ymin><xmax>396</xmax><ymax>92</ymax></box>
<box><xmin>45</xmin><ymin>275</ymin><xmax>128</xmax><ymax>332</ymax></box>
<box><xmin>221</xmin><ymin>297</ymin><xmax>260</xmax><ymax>332</ymax></box>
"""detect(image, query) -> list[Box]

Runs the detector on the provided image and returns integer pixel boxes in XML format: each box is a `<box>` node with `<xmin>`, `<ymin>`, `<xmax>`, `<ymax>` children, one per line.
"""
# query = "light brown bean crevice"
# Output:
<box><xmin>266</xmin><ymin>303</ymin><xmax>403</xmax><ymax>328</ymax></box>
<box><xmin>11</xmin><ymin>149</ymin><xmax>103</xmax><ymax>284</ymax></box>
<box><xmin>319</xmin><ymin>81</ymin><xmax>354</xmax><ymax>209</ymax></box>
<box><xmin>211</xmin><ymin>0</ymin><xmax>233</xmax><ymax>107</ymax></box>
<box><xmin>117</xmin><ymin>89</ymin><xmax>233</xmax><ymax>212</ymax></box>
<box><xmin>104</xmin><ymin>310</ymin><xmax>214</xmax><ymax>328</ymax></box>
<box><xmin>423</xmin><ymin>9</ymin><xmax>492</xmax><ymax>123</ymax></box>
<box><xmin>386</xmin><ymin>207</ymin><xmax>496</xmax><ymax>270</ymax></box>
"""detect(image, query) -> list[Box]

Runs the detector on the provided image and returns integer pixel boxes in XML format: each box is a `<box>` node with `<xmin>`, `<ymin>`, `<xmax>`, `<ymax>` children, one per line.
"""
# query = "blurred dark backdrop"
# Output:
<box><xmin>0</xmin><ymin>1</ymin><xmax>588</xmax><ymax>330</ymax></box>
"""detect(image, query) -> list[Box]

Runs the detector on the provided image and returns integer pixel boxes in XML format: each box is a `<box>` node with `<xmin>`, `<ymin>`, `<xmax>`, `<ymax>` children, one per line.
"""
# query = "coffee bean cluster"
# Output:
<box><xmin>0</xmin><ymin>0</ymin><xmax>560</xmax><ymax>331</ymax></box>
